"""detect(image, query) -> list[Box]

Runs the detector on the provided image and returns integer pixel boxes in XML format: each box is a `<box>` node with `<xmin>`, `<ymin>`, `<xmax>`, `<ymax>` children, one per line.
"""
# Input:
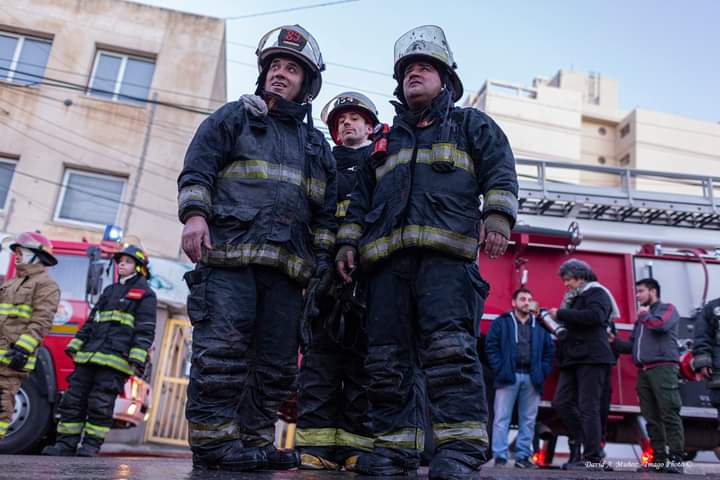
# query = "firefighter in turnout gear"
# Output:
<box><xmin>178</xmin><ymin>25</ymin><xmax>337</xmax><ymax>471</ymax></box>
<box><xmin>692</xmin><ymin>296</ymin><xmax>720</xmax><ymax>438</ymax></box>
<box><xmin>296</xmin><ymin>92</ymin><xmax>379</xmax><ymax>470</ymax></box>
<box><xmin>0</xmin><ymin>232</ymin><xmax>60</xmax><ymax>440</ymax></box>
<box><xmin>42</xmin><ymin>243</ymin><xmax>156</xmax><ymax>457</ymax></box>
<box><xmin>336</xmin><ymin>25</ymin><xmax>518</xmax><ymax>478</ymax></box>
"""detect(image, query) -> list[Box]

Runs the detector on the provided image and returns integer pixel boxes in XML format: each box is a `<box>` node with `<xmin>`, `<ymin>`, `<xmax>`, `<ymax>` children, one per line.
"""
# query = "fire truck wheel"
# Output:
<box><xmin>0</xmin><ymin>377</ymin><xmax>52</xmax><ymax>454</ymax></box>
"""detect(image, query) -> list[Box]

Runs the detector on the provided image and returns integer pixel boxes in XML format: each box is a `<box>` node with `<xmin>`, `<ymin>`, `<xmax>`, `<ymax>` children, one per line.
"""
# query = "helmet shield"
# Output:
<box><xmin>256</xmin><ymin>25</ymin><xmax>325</xmax><ymax>100</ymax></box>
<box><xmin>393</xmin><ymin>25</ymin><xmax>463</xmax><ymax>102</ymax></box>
<box><xmin>9</xmin><ymin>231</ymin><xmax>57</xmax><ymax>266</ymax></box>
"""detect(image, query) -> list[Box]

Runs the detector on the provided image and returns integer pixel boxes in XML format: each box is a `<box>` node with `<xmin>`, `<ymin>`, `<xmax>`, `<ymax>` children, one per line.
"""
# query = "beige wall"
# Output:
<box><xmin>0</xmin><ymin>0</ymin><xmax>226</xmax><ymax>259</ymax></box>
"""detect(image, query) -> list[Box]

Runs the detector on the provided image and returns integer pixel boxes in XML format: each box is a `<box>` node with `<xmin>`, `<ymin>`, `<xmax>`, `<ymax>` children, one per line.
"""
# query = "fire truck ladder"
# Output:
<box><xmin>516</xmin><ymin>159</ymin><xmax>720</xmax><ymax>230</ymax></box>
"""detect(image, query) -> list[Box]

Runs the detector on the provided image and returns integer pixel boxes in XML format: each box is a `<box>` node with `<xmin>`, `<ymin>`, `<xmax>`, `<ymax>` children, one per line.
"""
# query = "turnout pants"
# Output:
<box><xmin>552</xmin><ymin>364</ymin><xmax>609</xmax><ymax>461</ymax></box>
<box><xmin>296</xmin><ymin>291</ymin><xmax>370</xmax><ymax>463</ymax></box>
<box><xmin>363</xmin><ymin>251</ymin><xmax>490</xmax><ymax>469</ymax></box>
<box><xmin>55</xmin><ymin>364</ymin><xmax>127</xmax><ymax>448</ymax></box>
<box><xmin>636</xmin><ymin>364</ymin><xmax>684</xmax><ymax>460</ymax></box>
<box><xmin>0</xmin><ymin>368</ymin><xmax>27</xmax><ymax>438</ymax></box>
<box><xmin>185</xmin><ymin>265</ymin><xmax>302</xmax><ymax>459</ymax></box>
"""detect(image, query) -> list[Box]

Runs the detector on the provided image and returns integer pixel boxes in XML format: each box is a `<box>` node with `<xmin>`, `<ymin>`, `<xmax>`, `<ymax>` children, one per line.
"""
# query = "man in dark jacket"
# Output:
<box><xmin>693</xmin><ymin>297</ymin><xmax>720</xmax><ymax>441</ymax></box>
<box><xmin>178</xmin><ymin>25</ymin><xmax>337</xmax><ymax>471</ymax></box>
<box><xmin>43</xmin><ymin>244</ymin><xmax>156</xmax><ymax>457</ymax></box>
<box><xmin>336</xmin><ymin>25</ymin><xmax>518</xmax><ymax>479</ymax></box>
<box><xmin>614</xmin><ymin>278</ymin><xmax>683</xmax><ymax>473</ymax></box>
<box><xmin>546</xmin><ymin>259</ymin><xmax>616</xmax><ymax>471</ymax></box>
<box><xmin>486</xmin><ymin>288</ymin><xmax>554</xmax><ymax>468</ymax></box>
<box><xmin>296</xmin><ymin>92</ymin><xmax>379</xmax><ymax>471</ymax></box>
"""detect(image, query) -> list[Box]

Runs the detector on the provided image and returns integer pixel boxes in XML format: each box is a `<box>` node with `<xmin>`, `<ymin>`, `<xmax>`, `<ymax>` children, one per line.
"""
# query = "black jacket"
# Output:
<box><xmin>556</xmin><ymin>286</ymin><xmax>616</xmax><ymax>367</ymax></box>
<box><xmin>337</xmin><ymin>90</ymin><xmax>518</xmax><ymax>266</ymax></box>
<box><xmin>334</xmin><ymin>144</ymin><xmax>371</xmax><ymax>218</ymax></box>
<box><xmin>178</xmin><ymin>95</ymin><xmax>338</xmax><ymax>285</ymax></box>
<box><xmin>68</xmin><ymin>275</ymin><xmax>156</xmax><ymax>376</ymax></box>
<box><xmin>692</xmin><ymin>297</ymin><xmax>720</xmax><ymax>379</ymax></box>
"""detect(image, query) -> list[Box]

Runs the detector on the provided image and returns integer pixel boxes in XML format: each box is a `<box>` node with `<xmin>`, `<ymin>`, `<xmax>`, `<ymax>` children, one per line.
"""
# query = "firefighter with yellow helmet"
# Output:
<box><xmin>43</xmin><ymin>243</ymin><xmax>156</xmax><ymax>457</ymax></box>
<box><xmin>178</xmin><ymin>24</ymin><xmax>337</xmax><ymax>471</ymax></box>
<box><xmin>296</xmin><ymin>92</ymin><xmax>379</xmax><ymax>470</ymax></box>
<box><xmin>0</xmin><ymin>232</ymin><xmax>60</xmax><ymax>440</ymax></box>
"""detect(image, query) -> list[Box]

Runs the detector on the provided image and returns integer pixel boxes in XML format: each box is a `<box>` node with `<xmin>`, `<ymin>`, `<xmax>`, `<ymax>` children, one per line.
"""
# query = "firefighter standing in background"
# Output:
<box><xmin>692</xmin><ymin>296</ymin><xmax>720</xmax><ymax>440</ymax></box>
<box><xmin>178</xmin><ymin>25</ymin><xmax>337</xmax><ymax>471</ymax></box>
<box><xmin>0</xmin><ymin>232</ymin><xmax>60</xmax><ymax>440</ymax></box>
<box><xmin>42</xmin><ymin>244</ymin><xmax>156</xmax><ymax>457</ymax></box>
<box><xmin>296</xmin><ymin>92</ymin><xmax>379</xmax><ymax>471</ymax></box>
<box><xmin>336</xmin><ymin>25</ymin><xmax>518</xmax><ymax>478</ymax></box>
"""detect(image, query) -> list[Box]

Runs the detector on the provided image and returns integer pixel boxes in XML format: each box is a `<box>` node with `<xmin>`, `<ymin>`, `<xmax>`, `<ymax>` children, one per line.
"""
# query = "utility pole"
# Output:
<box><xmin>123</xmin><ymin>92</ymin><xmax>157</xmax><ymax>233</ymax></box>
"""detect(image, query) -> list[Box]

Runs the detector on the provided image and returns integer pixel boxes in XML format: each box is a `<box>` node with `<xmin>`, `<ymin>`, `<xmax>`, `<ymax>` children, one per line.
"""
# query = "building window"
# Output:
<box><xmin>55</xmin><ymin>170</ymin><xmax>126</xmax><ymax>226</ymax></box>
<box><xmin>87</xmin><ymin>50</ymin><xmax>155</xmax><ymax>104</ymax></box>
<box><xmin>0</xmin><ymin>31</ymin><xmax>52</xmax><ymax>85</ymax></box>
<box><xmin>620</xmin><ymin>124</ymin><xmax>631</xmax><ymax>138</ymax></box>
<box><xmin>0</xmin><ymin>157</ymin><xmax>17</xmax><ymax>210</ymax></box>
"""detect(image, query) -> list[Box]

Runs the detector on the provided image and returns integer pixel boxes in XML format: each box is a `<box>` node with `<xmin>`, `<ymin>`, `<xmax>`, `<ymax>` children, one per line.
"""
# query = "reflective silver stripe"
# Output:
<box><xmin>337</xmin><ymin>223</ymin><xmax>363</xmax><ymax>242</ymax></box>
<box><xmin>73</xmin><ymin>351</ymin><xmax>133</xmax><ymax>375</ymax></box>
<box><xmin>295</xmin><ymin>427</ymin><xmax>338</xmax><ymax>447</ymax></box>
<box><xmin>416</xmin><ymin>143</ymin><xmax>474</xmax><ymax>175</ymax></box>
<box><xmin>84</xmin><ymin>422</ymin><xmax>110</xmax><ymax>439</ymax></box>
<box><xmin>433</xmin><ymin>421</ymin><xmax>488</xmax><ymax>446</ymax></box>
<box><xmin>336</xmin><ymin>199</ymin><xmax>350</xmax><ymax>218</ymax></box>
<box><xmin>128</xmin><ymin>347</ymin><xmax>148</xmax><ymax>363</ymax></box>
<box><xmin>98</xmin><ymin>310</ymin><xmax>135</xmax><ymax>328</ymax></box>
<box><xmin>360</xmin><ymin>225</ymin><xmax>477</xmax><ymax>263</ymax></box>
<box><xmin>57</xmin><ymin>421</ymin><xmax>84</xmax><ymax>435</ymax></box>
<box><xmin>312</xmin><ymin>229</ymin><xmax>336</xmax><ymax>250</ymax></box>
<box><xmin>0</xmin><ymin>303</ymin><xmax>32</xmax><ymax>318</ymax></box>
<box><xmin>336</xmin><ymin>429</ymin><xmax>374</xmax><ymax>450</ymax></box>
<box><xmin>178</xmin><ymin>184</ymin><xmax>211</xmax><ymax>209</ymax></box>
<box><xmin>67</xmin><ymin>338</ymin><xmax>84</xmax><ymax>352</ymax></box>
<box><xmin>219</xmin><ymin>160</ymin><xmax>326</xmax><ymax>204</ymax></box>
<box><xmin>205</xmin><ymin>243</ymin><xmax>312</xmax><ymax>283</ymax></box>
<box><xmin>15</xmin><ymin>333</ymin><xmax>40</xmax><ymax>353</ymax></box>
<box><xmin>484</xmin><ymin>189</ymin><xmax>518</xmax><ymax>218</ymax></box>
<box><xmin>375</xmin><ymin>148</ymin><xmax>413</xmax><ymax>180</ymax></box>
<box><xmin>304</xmin><ymin>177</ymin><xmax>327</xmax><ymax>205</ymax></box>
<box><xmin>188</xmin><ymin>421</ymin><xmax>240</xmax><ymax>445</ymax></box>
<box><xmin>0</xmin><ymin>348</ymin><xmax>36</xmax><ymax>370</ymax></box>
<box><xmin>375</xmin><ymin>428</ymin><xmax>424</xmax><ymax>449</ymax></box>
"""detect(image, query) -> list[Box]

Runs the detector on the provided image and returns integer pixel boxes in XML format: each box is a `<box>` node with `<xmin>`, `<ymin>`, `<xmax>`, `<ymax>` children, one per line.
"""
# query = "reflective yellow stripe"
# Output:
<box><xmin>312</xmin><ymin>229</ymin><xmax>336</xmax><ymax>250</ymax></box>
<box><xmin>0</xmin><ymin>348</ymin><xmax>37</xmax><ymax>370</ymax></box>
<box><xmin>337</xmin><ymin>223</ymin><xmax>362</xmax><ymax>243</ymax></box>
<box><xmin>67</xmin><ymin>338</ymin><xmax>84</xmax><ymax>352</ymax></box>
<box><xmin>433</xmin><ymin>421</ymin><xmax>488</xmax><ymax>446</ymax></box>
<box><xmin>73</xmin><ymin>351</ymin><xmax>133</xmax><ymax>375</ymax></box>
<box><xmin>336</xmin><ymin>199</ymin><xmax>350</xmax><ymax>218</ymax></box>
<box><xmin>484</xmin><ymin>189</ymin><xmax>519</xmax><ymax>217</ymax></box>
<box><xmin>219</xmin><ymin>160</ymin><xmax>326</xmax><ymax>204</ymax></box>
<box><xmin>375</xmin><ymin>148</ymin><xmax>413</xmax><ymax>181</ymax></box>
<box><xmin>0</xmin><ymin>303</ymin><xmax>33</xmax><ymax>318</ymax></box>
<box><xmin>15</xmin><ymin>333</ymin><xmax>40</xmax><ymax>353</ymax></box>
<box><xmin>0</xmin><ymin>420</ymin><xmax>8</xmax><ymax>437</ymax></box>
<box><xmin>84</xmin><ymin>422</ymin><xmax>110</xmax><ymax>439</ymax></box>
<box><xmin>128</xmin><ymin>347</ymin><xmax>148</xmax><ymax>364</ymax></box>
<box><xmin>360</xmin><ymin>225</ymin><xmax>477</xmax><ymax>264</ymax></box>
<box><xmin>178</xmin><ymin>184</ymin><xmax>212</xmax><ymax>210</ymax></box>
<box><xmin>188</xmin><ymin>421</ymin><xmax>241</xmax><ymax>446</ymax></box>
<box><xmin>205</xmin><ymin>243</ymin><xmax>312</xmax><ymax>283</ymax></box>
<box><xmin>295</xmin><ymin>427</ymin><xmax>338</xmax><ymax>447</ymax></box>
<box><xmin>57</xmin><ymin>421</ymin><xmax>84</xmax><ymax>435</ymax></box>
<box><xmin>336</xmin><ymin>429</ymin><xmax>374</xmax><ymax>451</ymax></box>
<box><xmin>375</xmin><ymin>428</ymin><xmax>424</xmax><ymax>449</ymax></box>
<box><xmin>98</xmin><ymin>310</ymin><xmax>135</xmax><ymax>328</ymax></box>
<box><xmin>375</xmin><ymin>145</ymin><xmax>475</xmax><ymax>181</ymax></box>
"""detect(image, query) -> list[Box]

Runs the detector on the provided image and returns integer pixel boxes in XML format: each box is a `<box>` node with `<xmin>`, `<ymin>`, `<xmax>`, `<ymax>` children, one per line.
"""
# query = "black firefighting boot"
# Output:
<box><xmin>428</xmin><ymin>450</ymin><xmax>481</xmax><ymax>480</ymax></box>
<box><xmin>41</xmin><ymin>435</ymin><xmax>80</xmax><ymax>456</ymax></box>
<box><xmin>192</xmin><ymin>441</ymin><xmax>266</xmax><ymax>471</ymax></box>
<box><xmin>261</xmin><ymin>444</ymin><xmax>300</xmax><ymax>470</ymax></box>
<box><xmin>663</xmin><ymin>453</ymin><xmax>684</xmax><ymax>474</ymax></box>
<box><xmin>561</xmin><ymin>439</ymin><xmax>582</xmax><ymax>470</ymax></box>
<box><xmin>76</xmin><ymin>435</ymin><xmax>103</xmax><ymax>457</ymax></box>
<box><xmin>354</xmin><ymin>451</ymin><xmax>415</xmax><ymax>476</ymax></box>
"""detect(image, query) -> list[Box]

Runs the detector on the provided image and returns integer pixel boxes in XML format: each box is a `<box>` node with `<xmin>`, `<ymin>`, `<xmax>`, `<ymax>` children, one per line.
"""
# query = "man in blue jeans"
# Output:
<box><xmin>486</xmin><ymin>288</ymin><xmax>554</xmax><ymax>468</ymax></box>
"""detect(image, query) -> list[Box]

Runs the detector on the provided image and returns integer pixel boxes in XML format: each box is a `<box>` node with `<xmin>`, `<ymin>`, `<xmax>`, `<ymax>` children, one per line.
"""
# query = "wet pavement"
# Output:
<box><xmin>1</xmin><ymin>456</ymin><xmax>720</xmax><ymax>480</ymax></box>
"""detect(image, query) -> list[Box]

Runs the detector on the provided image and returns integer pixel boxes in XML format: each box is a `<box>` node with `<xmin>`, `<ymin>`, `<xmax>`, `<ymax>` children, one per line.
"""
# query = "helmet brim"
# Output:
<box><xmin>257</xmin><ymin>49</ymin><xmax>322</xmax><ymax>100</ymax></box>
<box><xmin>395</xmin><ymin>54</ymin><xmax>463</xmax><ymax>103</ymax></box>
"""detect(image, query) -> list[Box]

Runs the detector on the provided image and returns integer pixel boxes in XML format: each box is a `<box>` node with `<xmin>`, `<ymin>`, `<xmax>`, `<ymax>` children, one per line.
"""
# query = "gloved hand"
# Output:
<box><xmin>239</xmin><ymin>94</ymin><xmax>268</xmax><ymax>118</ymax></box>
<box><xmin>5</xmin><ymin>345</ymin><xmax>29</xmax><ymax>371</ymax></box>
<box><xmin>335</xmin><ymin>245</ymin><xmax>358</xmax><ymax>284</ymax></box>
<box><xmin>312</xmin><ymin>260</ymin><xmax>333</xmax><ymax>297</ymax></box>
<box><xmin>129</xmin><ymin>358</ymin><xmax>146</xmax><ymax>377</ymax></box>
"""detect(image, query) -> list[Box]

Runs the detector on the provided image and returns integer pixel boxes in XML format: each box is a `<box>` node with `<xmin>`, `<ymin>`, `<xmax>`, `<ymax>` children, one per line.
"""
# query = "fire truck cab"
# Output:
<box><xmin>0</xmin><ymin>238</ymin><xmax>151</xmax><ymax>454</ymax></box>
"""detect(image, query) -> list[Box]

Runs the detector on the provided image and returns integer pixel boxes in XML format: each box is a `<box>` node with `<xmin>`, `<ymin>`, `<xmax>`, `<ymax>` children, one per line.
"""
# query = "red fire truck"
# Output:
<box><xmin>479</xmin><ymin>159</ymin><xmax>720</xmax><ymax>466</ymax></box>
<box><xmin>0</xmin><ymin>239</ymin><xmax>151</xmax><ymax>454</ymax></box>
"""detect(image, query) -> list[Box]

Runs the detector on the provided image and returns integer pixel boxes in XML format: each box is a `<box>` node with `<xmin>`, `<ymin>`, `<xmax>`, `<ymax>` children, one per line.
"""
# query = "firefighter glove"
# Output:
<box><xmin>239</xmin><ymin>94</ymin><xmax>268</xmax><ymax>118</ymax></box>
<box><xmin>5</xmin><ymin>345</ymin><xmax>29</xmax><ymax>371</ymax></box>
<box><xmin>484</xmin><ymin>213</ymin><xmax>511</xmax><ymax>239</ymax></box>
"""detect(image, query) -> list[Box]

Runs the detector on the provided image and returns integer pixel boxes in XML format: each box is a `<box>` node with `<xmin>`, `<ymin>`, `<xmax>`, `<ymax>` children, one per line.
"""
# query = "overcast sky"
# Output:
<box><xmin>135</xmin><ymin>0</ymin><xmax>719</xmax><ymax>125</ymax></box>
